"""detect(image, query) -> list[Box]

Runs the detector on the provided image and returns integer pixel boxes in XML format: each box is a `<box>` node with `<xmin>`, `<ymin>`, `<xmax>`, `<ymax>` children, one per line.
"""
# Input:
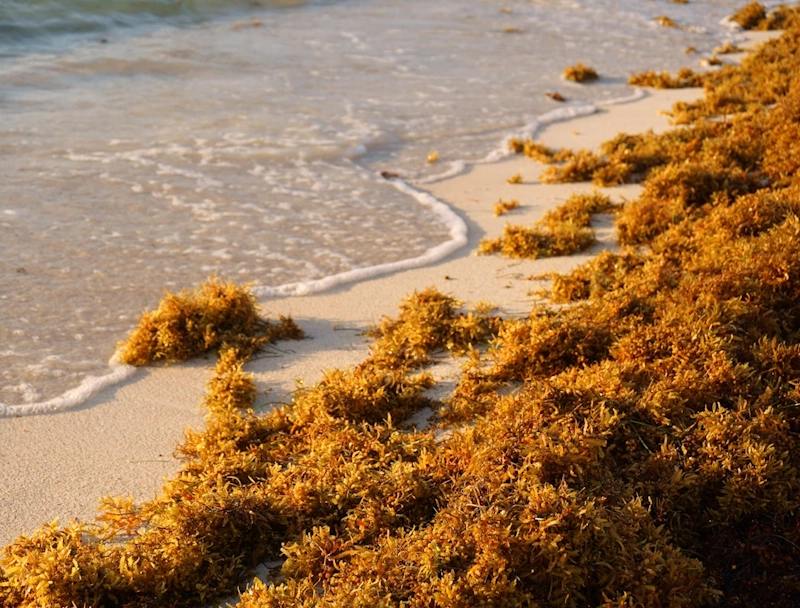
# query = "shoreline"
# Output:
<box><xmin>0</xmin><ymin>15</ymin><xmax>758</xmax><ymax>419</ymax></box>
<box><xmin>3</xmin><ymin>9</ymin><xmax>800</xmax><ymax>602</ymax></box>
<box><xmin>0</xmin><ymin>83</ymin><xmax>701</xmax><ymax>421</ymax></box>
<box><xmin>0</xmin><ymin>91</ymin><xmax>663</xmax><ymax>420</ymax></box>
<box><xmin>0</xmin><ymin>26</ymin><xmax>780</xmax><ymax>547</ymax></box>
<box><xmin>0</xmin><ymin>80</ymin><xmax>709</xmax><ymax>547</ymax></box>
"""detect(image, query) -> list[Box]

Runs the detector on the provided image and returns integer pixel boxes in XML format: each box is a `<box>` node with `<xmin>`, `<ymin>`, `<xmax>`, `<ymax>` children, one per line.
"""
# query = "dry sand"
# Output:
<box><xmin>5</xmin><ymin>27</ymin><xmax>779</xmax><ymax>546</ymax></box>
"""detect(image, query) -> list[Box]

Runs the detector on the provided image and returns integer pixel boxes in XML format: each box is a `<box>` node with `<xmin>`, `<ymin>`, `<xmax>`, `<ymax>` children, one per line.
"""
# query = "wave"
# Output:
<box><xmin>0</xmin><ymin>88</ymin><xmax>641</xmax><ymax>418</ymax></box>
<box><xmin>0</xmin><ymin>0</ymin><xmax>310</xmax><ymax>49</ymax></box>
<box><xmin>252</xmin><ymin>177</ymin><xmax>470</xmax><ymax>298</ymax></box>
<box><xmin>0</xmin><ymin>356</ymin><xmax>136</xmax><ymax>417</ymax></box>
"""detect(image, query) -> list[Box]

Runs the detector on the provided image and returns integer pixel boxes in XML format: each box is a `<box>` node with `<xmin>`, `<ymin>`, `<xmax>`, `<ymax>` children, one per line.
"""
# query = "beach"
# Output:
<box><xmin>3</xmin><ymin>4</ymin><xmax>797</xmax><ymax>604</ymax></box>
<box><xmin>0</xmin><ymin>0</ymin><xmax>748</xmax><ymax>411</ymax></box>
<box><xmin>0</xmin><ymin>82</ymin><xmax>706</xmax><ymax>547</ymax></box>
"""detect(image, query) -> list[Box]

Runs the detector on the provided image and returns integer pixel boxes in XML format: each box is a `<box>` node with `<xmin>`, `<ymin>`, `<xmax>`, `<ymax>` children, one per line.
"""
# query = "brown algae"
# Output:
<box><xmin>116</xmin><ymin>277</ymin><xmax>302</xmax><ymax>365</ymax></box>
<box><xmin>493</xmin><ymin>199</ymin><xmax>520</xmax><ymax>216</ymax></box>
<box><xmin>714</xmin><ymin>41</ymin><xmax>744</xmax><ymax>54</ymax></box>
<box><xmin>478</xmin><ymin>191</ymin><xmax>616</xmax><ymax>259</ymax></box>
<box><xmin>563</xmin><ymin>62</ymin><xmax>599</xmax><ymax>83</ymax></box>
<box><xmin>5</xmin><ymin>5</ymin><xmax>800</xmax><ymax>608</ymax></box>
<box><xmin>628</xmin><ymin>67</ymin><xmax>706</xmax><ymax>89</ymax></box>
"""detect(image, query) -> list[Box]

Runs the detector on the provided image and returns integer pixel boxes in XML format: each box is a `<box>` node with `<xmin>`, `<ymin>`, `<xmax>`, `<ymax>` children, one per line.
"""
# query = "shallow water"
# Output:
<box><xmin>0</xmin><ymin>0</ymin><xmax>764</xmax><ymax>412</ymax></box>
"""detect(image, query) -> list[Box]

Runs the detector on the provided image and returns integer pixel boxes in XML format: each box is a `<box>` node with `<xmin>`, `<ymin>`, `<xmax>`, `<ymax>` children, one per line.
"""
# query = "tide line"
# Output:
<box><xmin>0</xmin><ymin>356</ymin><xmax>136</xmax><ymax>418</ymax></box>
<box><xmin>253</xmin><ymin>178</ymin><xmax>469</xmax><ymax>298</ymax></box>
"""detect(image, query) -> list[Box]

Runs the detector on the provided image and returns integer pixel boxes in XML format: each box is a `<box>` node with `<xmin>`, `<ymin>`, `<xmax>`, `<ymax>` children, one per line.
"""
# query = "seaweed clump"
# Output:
<box><xmin>493</xmin><ymin>198</ymin><xmax>519</xmax><ymax>216</ymax></box>
<box><xmin>715</xmin><ymin>41</ymin><xmax>743</xmax><ymax>54</ymax></box>
<box><xmin>117</xmin><ymin>277</ymin><xmax>302</xmax><ymax>365</ymax></box>
<box><xmin>6</xmin><ymin>5</ymin><xmax>800</xmax><ymax>608</ymax></box>
<box><xmin>628</xmin><ymin>67</ymin><xmax>706</xmax><ymax>89</ymax></box>
<box><xmin>478</xmin><ymin>191</ymin><xmax>616</xmax><ymax>259</ymax></box>
<box><xmin>535</xmin><ymin>125</ymin><xmax>718</xmax><ymax>187</ymax></box>
<box><xmin>507</xmin><ymin>137</ymin><xmax>573</xmax><ymax>163</ymax></box>
<box><xmin>730</xmin><ymin>1</ymin><xmax>767</xmax><ymax>29</ymax></box>
<box><xmin>563</xmin><ymin>62</ymin><xmax>598</xmax><ymax>83</ymax></box>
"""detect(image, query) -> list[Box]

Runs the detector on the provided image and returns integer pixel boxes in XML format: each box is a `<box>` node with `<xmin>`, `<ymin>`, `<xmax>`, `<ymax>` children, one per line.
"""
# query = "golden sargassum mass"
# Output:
<box><xmin>4</xmin><ymin>3</ymin><xmax>800</xmax><ymax>607</ymax></box>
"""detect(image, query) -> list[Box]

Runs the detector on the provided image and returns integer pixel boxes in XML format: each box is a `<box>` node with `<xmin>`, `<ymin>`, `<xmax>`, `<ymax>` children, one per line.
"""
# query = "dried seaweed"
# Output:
<box><xmin>539</xmin><ymin>149</ymin><xmax>608</xmax><ymax>184</ymax></box>
<box><xmin>478</xmin><ymin>192</ymin><xmax>616</xmax><ymax>259</ymax></box>
<box><xmin>563</xmin><ymin>62</ymin><xmax>599</xmax><ymax>83</ymax></box>
<box><xmin>493</xmin><ymin>199</ymin><xmax>519</xmax><ymax>216</ymax></box>
<box><xmin>534</xmin><ymin>124</ymin><xmax>718</xmax><ymax>187</ymax></box>
<box><xmin>628</xmin><ymin>67</ymin><xmax>706</xmax><ymax>89</ymax></box>
<box><xmin>731</xmin><ymin>1</ymin><xmax>768</xmax><ymax>28</ymax></box>
<box><xmin>5</xmin><ymin>5</ymin><xmax>800</xmax><ymax>608</ymax></box>
<box><xmin>117</xmin><ymin>277</ymin><xmax>302</xmax><ymax>365</ymax></box>
<box><xmin>508</xmin><ymin>137</ymin><xmax>573</xmax><ymax>163</ymax></box>
<box><xmin>714</xmin><ymin>41</ymin><xmax>743</xmax><ymax>54</ymax></box>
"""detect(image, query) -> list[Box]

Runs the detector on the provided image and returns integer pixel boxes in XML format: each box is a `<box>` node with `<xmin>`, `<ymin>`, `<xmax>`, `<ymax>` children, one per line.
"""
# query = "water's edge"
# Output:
<box><xmin>0</xmin><ymin>99</ymin><xmax>613</xmax><ymax>417</ymax></box>
<box><xmin>1</xmin><ymin>0</ymin><xmax>752</xmax><ymax>416</ymax></box>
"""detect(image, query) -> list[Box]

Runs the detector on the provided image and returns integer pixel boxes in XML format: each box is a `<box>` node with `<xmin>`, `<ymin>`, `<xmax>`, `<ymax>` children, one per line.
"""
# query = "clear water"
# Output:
<box><xmin>0</xmin><ymin>0</ymin><xmax>761</xmax><ymax>410</ymax></box>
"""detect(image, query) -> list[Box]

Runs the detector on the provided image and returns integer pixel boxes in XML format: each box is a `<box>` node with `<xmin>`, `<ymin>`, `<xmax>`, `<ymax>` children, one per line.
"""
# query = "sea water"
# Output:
<box><xmin>0</xmin><ymin>0</ymin><xmax>768</xmax><ymax>415</ymax></box>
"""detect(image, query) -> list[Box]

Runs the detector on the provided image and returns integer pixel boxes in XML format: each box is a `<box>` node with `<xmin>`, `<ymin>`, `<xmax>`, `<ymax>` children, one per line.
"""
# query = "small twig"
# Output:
<box><xmin>253</xmin><ymin>400</ymin><xmax>292</xmax><ymax>411</ymax></box>
<box><xmin>625</xmin><ymin>420</ymin><xmax>653</xmax><ymax>453</ymax></box>
<box><xmin>751</xmin><ymin>533</ymin><xmax>800</xmax><ymax>553</ymax></box>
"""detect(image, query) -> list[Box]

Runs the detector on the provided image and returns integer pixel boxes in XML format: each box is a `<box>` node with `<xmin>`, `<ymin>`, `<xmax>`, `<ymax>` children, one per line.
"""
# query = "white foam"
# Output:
<box><xmin>253</xmin><ymin>178</ymin><xmax>468</xmax><ymax>298</ymax></box>
<box><xmin>481</xmin><ymin>103</ymin><xmax>599</xmax><ymax>163</ymax></box>
<box><xmin>417</xmin><ymin>160</ymin><xmax>467</xmax><ymax>185</ymax></box>
<box><xmin>596</xmin><ymin>87</ymin><xmax>646</xmax><ymax>106</ymax></box>
<box><xmin>0</xmin><ymin>355</ymin><xmax>136</xmax><ymax>418</ymax></box>
<box><xmin>720</xmin><ymin>15</ymin><xmax>743</xmax><ymax>31</ymax></box>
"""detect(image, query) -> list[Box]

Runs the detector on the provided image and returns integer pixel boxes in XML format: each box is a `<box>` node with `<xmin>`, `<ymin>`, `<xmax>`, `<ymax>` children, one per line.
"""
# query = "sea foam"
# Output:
<box><xmin>1</xmin><ymin>0</ymin><xmax>748</xmax><ymax>415</ymax></box>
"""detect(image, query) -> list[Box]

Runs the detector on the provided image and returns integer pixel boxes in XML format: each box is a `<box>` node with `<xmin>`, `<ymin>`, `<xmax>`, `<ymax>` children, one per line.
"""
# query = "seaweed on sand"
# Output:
<box><xmin>477</xmin><ymin>191</ymin><xmax>617</xmax><ymax>259</ymax></box>
<box><xmin>714</xmin><ymin>41</ymin><xmax>743</xmax><ymax>54</ymax></box>
<box><xmin>117</xmin><ymin>277</ymin><xmax>302</xmax><ymax>365</ymax></box>
<box><xmin>536</xmin><ymin>122</ymin><xmax>725</xmax><ymax>187</ymax></box>
<box><xmin>507</xmin><ymin>137</ymin><xmax>574</xmax><ymax>163</ymax></box>
<box><xmin>493</xmin><ymin>198</ymin><xmax>519</xmax><ymax>216</ymax></box>
<box><xmin>731</xmin><ymin>1</ymin><xmax>768</xmax><ymax>28</ymax></box>
<box><xmin>5</xmin><ymin>5</ymin><xmax>800</xmax><ymax>608</ymax></box>
<box><xmin>628</xmin><ymin>67</ymin><xmax>706</xmax><ymax>89</ymax></box>
<box><xmin>728</xmin><ymin>0</ymin><xmax>800</xmax><ymax>31</ymax></box>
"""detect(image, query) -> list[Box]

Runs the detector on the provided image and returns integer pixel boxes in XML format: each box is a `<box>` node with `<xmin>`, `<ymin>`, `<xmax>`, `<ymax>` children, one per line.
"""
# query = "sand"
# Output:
<box><xmin>0</xmin><ymin>32</ymin><xmax>772</xmax><ymax>549</ymax></box>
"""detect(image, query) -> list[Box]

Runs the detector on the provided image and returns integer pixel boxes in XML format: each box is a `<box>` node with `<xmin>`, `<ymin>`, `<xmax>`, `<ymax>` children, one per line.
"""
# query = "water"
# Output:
<box><xmin>0</xmin><ymin>0</ymin><xmax>763</xmax><ymax>415</ymax></box>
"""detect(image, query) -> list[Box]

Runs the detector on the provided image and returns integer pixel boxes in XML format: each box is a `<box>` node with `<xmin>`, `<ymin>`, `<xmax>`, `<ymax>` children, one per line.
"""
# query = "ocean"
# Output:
<box><xmin>0</xmin><ymin>0</ymin><xmax>764</xmax><ymax>415</ymax></box>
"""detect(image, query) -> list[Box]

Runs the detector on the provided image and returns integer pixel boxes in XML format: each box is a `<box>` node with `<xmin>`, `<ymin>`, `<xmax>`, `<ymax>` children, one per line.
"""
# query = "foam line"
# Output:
<box><xmin>0</xmin><ymin>356</ymin><xmax>136</xmax><ymax>418</ymax></box>
<box><xmin>596</xmin><ymin>87</ymin><xmax>646</xmax><ymax>106</ymax></box>
<box><xmin>417</xmin><ymin>160</ymin><xmax>467</xmax><ymax>185</ymax></box>
<box><xmin>5</xmin><ymin>84</ymin><xmax>665</xmax><ymax>416</ymax></box>
<box><xmin>253</xmin><ymin>178</ymin><xmax>469</xmax><ymax>298</ymax></box>
<box><xmin>481</xmin><ymin>102</ymin><xmax>599</xmax><ymax>163</ymax></box>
